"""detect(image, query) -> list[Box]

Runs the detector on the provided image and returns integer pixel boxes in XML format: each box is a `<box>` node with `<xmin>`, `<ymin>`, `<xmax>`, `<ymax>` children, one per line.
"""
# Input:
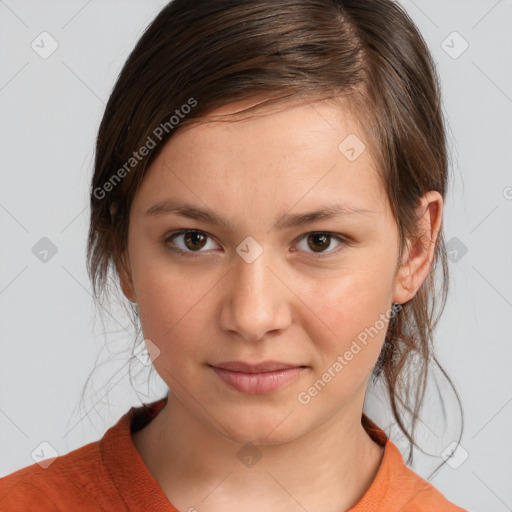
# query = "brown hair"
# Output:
<box><xmin>85</xmin><ymin>0</ymin><xmax>463</xmax><ymax>474</ymax></box>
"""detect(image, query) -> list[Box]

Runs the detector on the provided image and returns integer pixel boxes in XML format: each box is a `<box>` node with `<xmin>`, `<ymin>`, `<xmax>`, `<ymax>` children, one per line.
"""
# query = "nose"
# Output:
<box><xmin>219</xmin><ymin>248</ymin><xmax>292</xmax><ymax>343</ymax></box>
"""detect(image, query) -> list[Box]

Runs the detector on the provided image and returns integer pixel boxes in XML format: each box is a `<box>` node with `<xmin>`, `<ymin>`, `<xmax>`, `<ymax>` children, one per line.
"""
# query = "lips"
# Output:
<box><xmin>210</xmin><ymin>362</ymin><xmax>307</xmax><ymax>394</ymax></box>
<box><xmin>209</xmin><ymin>361</ymin><xmax>305</xmax><ymax>373</ymax></box>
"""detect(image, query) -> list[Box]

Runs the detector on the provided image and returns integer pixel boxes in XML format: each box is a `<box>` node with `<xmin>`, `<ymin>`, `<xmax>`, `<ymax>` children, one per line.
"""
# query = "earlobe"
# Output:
<box><xmin>392</xmin><ymin>191</ymin><xmax>443</xmax><ymax>305</ymax></box>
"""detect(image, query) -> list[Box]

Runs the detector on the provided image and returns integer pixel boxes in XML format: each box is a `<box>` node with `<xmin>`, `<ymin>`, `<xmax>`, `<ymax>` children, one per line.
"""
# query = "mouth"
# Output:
<box><xmin>209</xmin><ymin>360</ymin><xmax>308</xmax><ymax>373</ymax></box>
<box><xmin>208</xmin><ymin>361</ymin><xmax>309</xmax><ymax>394</ymax></box>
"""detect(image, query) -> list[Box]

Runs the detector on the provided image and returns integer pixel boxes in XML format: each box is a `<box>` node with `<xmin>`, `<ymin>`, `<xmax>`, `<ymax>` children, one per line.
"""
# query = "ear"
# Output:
<box><xmin>393</xmin><ymin>191</ymin><xmax>443</xmax><ymax>305</ymax></box>
<box><xmin>114</xmin><ymin>250</ymin><xmax>137</xmax><ymax>303</ymax></box>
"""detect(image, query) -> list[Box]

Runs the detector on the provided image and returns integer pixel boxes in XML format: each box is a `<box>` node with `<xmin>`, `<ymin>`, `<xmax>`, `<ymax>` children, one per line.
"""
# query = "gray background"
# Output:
<box><xmin>0</xmin><ymin>1</ymin><xmax>511</xmax><ymax>510</ymax></box>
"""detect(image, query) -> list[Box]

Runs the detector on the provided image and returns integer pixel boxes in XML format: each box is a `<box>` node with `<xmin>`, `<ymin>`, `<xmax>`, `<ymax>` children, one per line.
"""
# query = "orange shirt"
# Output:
<box><xmin>0</xmin><ymin>397</ymin><xmax>468</xmax><ymax>511</ymax></box>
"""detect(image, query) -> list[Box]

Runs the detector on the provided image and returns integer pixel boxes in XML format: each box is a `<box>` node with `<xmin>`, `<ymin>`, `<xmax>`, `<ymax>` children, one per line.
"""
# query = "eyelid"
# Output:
<box><xmin>164</xmin><ymin>229</ymin><xmax>350</xmax><ymax>257</ymax></box>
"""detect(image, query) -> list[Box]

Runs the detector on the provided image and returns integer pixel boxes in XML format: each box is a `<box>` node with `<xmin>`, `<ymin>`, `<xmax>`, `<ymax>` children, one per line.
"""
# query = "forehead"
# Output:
<box><xmin>175</xmin><ymin>95</ymin><xmax>366</xmax><ymax>146</ymax></box>
<box><xmin>134</xmin><ymin>97</ymin><xmax>388</xmax><ymax>220</ymax></box>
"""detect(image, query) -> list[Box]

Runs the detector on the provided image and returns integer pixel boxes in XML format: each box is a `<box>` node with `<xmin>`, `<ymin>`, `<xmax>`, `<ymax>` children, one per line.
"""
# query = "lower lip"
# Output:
<box><xmin>210</xmin><ymin>366</ymin><xmax>306</xmax><ymax>394</ymax></box>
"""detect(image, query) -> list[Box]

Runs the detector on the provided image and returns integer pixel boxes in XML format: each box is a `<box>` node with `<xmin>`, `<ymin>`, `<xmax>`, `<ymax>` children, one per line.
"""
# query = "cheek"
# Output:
<box><xmin>294</xmin><ymin>271</ymin><xmax>393</xmax><ymax>411</ymax></box>
<box><xmin>133</xmin><ymin>262</ymin><xmax>217</xmax><ymax>362</ymax></box>
<box><xmin>302</xmin><ymin>263</ymin><xmax>393</xmax><ymax>370</ymax></box>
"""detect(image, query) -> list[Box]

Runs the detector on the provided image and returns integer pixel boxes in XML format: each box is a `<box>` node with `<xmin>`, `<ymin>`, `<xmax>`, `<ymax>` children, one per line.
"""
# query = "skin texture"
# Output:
<box><xmin>118</xmin><ymin>96</ymin><xmax>443</xmax><ymax>511</ymax></box>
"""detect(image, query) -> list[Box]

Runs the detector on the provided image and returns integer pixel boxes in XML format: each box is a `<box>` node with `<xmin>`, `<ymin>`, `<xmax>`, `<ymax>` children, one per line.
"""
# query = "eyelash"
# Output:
<box><xmin>163</xmin><ymin>229</ymin><xmax>350</xmax><ymax>259</ymax></box>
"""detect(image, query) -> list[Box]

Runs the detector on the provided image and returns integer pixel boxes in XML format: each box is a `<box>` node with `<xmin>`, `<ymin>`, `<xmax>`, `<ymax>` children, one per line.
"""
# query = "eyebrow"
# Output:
<box><xmin>144</xmin><ymin>198</ymin><xmax>376</xmax><ymax>231</ymax></box>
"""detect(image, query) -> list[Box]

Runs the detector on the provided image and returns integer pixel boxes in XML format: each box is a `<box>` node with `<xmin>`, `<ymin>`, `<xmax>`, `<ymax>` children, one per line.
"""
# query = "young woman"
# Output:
<box><xmin>0</xmin><ymin>0</ymin><xmax>467</xmax><ymax>510</ymax></box>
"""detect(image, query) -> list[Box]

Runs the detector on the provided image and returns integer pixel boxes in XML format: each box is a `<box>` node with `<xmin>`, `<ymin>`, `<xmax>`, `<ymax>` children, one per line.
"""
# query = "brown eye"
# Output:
<box><xmin>295</xmin><ymin>232</ymin><xmax>347</xmax><ymax>256</ymax></box>
<box><xmin>165</xmin><ymin>230</ymin><xmax>219</xmax><ymax>256</ymax></box>
<box><xmin>307</xmin><ymin>233</ymin><xmax>331</xmax><ymax>252</ymax></box>
<box><xmin>183</xmin><ymin>231</ymin><xmax>207</xmax><ymax>251</ymax></box>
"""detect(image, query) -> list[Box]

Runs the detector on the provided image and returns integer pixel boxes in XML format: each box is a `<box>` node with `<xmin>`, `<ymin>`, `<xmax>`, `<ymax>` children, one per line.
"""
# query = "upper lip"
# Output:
<box><xmin>210</xmin><ymin>361</ymin><xmax>305</xmax><ymax>373</ymax></box>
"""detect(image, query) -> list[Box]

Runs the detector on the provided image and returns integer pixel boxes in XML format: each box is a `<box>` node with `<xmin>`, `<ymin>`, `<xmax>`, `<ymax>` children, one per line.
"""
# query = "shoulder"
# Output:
<box><xmin>383</xmin><ymin>442</ymin><xmax>468</xmax><ymax>512</ymax></box>
<box><xmin>0</xmin><ymin>438</ymin><xmax>120</xmax><ymax>511</ymax></box>
<box><xmin>0</xmin><ymin>399</ymin><xmax>169</xmax><ymax>512</ymax></box>
<box><xmin>359</xmin><ymin>415</ymin><xmax>468</xmax><ymax>512</ymax></box>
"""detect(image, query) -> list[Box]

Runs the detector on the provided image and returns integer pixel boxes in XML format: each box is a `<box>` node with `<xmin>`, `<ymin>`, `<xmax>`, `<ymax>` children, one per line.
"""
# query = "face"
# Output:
<box><xmin>118</xmin><ymin>97</ymin><xmax>433</xmax><ymax>446</ymax></box>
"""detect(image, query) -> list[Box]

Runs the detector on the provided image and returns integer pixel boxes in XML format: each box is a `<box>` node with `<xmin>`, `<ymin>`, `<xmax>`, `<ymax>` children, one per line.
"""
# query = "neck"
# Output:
<box><xmin>133</xmin><ymin>391</ymin><xmax>384</xmax><ymax>512</ymax></box>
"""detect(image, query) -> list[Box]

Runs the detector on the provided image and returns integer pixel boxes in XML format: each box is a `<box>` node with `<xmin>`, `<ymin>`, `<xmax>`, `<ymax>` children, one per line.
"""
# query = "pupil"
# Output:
<box><xmin>185</xmin><ymin>231</ymin><xmax>206</xmax><ymax>250</ymax></box>
<box><xmin>308</xmin><ymin>233</ymin><xmax>329</xmax><ymax>252</ymax></box>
